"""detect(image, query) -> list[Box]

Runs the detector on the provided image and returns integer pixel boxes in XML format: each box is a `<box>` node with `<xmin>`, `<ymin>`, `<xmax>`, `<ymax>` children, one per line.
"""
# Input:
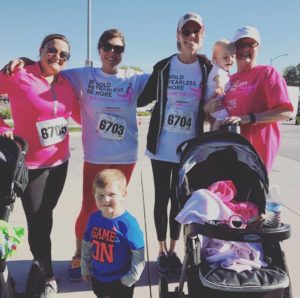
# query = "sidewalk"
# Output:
<box><xmin>7</xmin><ymin>119</ymin><xmax>300</xmax><ymax>297</ymax></box>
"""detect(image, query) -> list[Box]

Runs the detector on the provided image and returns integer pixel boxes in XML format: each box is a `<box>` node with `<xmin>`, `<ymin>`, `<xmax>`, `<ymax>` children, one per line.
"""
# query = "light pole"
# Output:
<box><xmin>85</xmin><ymin>0</ymin><xmax>92</xmax><ymax>66</ymax></box>
<box><xmin>270</xmin><ymin>53</ymin><xmax>288</xmax><ymax>66</ymax></box>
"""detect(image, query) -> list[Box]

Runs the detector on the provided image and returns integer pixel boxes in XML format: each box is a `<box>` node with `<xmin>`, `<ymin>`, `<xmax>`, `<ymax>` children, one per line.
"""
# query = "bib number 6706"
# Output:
<box><xmin>36</xmin><ymin>117</ymin><xmax>68</xmax><ymax>146</ymax></box>
<box><xmin>41</xmin><ymin>124</ymin><xmax>67</xmax><ymax>139</ymax></box>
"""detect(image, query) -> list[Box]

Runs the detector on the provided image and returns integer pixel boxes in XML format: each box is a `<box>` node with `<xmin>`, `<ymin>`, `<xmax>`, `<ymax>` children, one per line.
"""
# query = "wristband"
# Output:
<box><xmin>249</xmin><ymin>112</ymin><xmax>256</xmax><ymax>124</ymax></box>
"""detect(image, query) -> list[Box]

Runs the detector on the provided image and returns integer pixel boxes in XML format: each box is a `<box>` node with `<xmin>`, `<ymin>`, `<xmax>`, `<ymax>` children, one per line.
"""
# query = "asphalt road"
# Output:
<box><xmin>278</xmin><ymin>124</ymin><xmax>300</xmax><ymax>162</ymax></box>
<box><xmin>5</xmin><ymin>119</ymin><xmax>300</xmax><ymax>297</ymax></box>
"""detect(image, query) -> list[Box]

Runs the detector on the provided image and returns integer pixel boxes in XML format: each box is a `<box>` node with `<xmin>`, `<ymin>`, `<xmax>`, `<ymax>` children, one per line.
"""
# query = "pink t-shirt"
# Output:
<box><xmin>0</xmin><ymin>62</ymin><xmax>79</xmax><ymax>169</ymax></box>
<box><xmin>223</xmin><ymin>65</ymin><xmax>293</xmax><ymax>171</ymax></box>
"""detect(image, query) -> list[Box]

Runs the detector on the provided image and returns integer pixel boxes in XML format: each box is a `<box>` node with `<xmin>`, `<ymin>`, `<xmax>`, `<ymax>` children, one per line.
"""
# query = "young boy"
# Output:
<box><xmin>81</xmin><ymin>169</ymin><xmax>145</xmax><ymax>298</ymax></box>
<box><xmin>205</xmin><ymin>39</ymin><xmax>236</xmax><ymax>130</ymax></box>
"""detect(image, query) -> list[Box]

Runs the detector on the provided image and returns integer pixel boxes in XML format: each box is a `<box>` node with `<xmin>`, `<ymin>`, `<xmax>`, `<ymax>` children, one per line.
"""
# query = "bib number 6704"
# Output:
<box><xmin>167</xmin><ymin>114</ymin><xmax>192</xmax><ymax>129</ymax></box>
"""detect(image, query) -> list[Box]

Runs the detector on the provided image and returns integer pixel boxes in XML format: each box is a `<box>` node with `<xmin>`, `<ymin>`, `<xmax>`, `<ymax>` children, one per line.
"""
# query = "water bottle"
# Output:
<box><xmin>264</xmin><ymin>185</ymin><xmax>282</xmax><ymax>228</ymax></box>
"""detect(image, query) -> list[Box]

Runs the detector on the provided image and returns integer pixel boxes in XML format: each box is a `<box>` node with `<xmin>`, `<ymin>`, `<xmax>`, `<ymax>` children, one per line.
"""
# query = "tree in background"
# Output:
<box><xmin>283</xmin><ymin>63</ymin><xmax>300</xmax><ymax>124</ymax></box>
<box><xmin>283</xmin><ymin>64</ymin><xmax>300</xmax><ymax>86</ymax></box>
<box><xmin>120</xmin><ymin>65</ymin><xmax>143</xmax><ymax>73</ymax></box>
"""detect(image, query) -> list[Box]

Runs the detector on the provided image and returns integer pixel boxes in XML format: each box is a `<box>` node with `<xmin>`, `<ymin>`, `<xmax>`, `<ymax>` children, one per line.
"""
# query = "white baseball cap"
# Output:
<box><xmin>232</xmin><ymin>26</ymin><xmax>261</xmax><ymax>44</ymax></box>
<box><xmin>177</xmin><ymin>12</ymin><xmax>204</xmax><ymax>31</ymax></box>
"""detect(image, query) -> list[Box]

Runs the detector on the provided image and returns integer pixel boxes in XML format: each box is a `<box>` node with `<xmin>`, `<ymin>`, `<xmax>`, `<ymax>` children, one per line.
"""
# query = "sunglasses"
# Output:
<box><xmin>101</xmin><ymin>42</ymin><xmax>125</xmax><ymax>54</ymax></box>
<box><xmin>46</xmin><ymin>46</ymin><xmax>70</xmax><ymax>61</ymax></box>
<box><xmin>180</xmin><ymin>28</ymin><xmax>202</xmax><ymax>37</ymax></box>
<box><xmin>235</xmin><ymin>42</ymin><xmax>259</xmax><ymax>50</ymax></box>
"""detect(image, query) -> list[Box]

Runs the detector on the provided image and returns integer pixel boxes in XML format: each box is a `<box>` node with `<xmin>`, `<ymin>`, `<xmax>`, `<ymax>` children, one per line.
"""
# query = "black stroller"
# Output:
<box><xmin>0</xmin><ymin>135</ymin><xmax>28</xmax><ymax>298</ymax></box>
<box><xmin>159</xmin><ymin>129</ymin><xmax>291</xmax><ymax>298</ymax></box>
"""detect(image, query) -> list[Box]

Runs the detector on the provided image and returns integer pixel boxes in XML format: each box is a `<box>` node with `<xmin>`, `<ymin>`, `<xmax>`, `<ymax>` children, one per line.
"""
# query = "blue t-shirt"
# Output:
<box><xmin>84</xmin><ymin>210</ymin><xmax>144</xmax><ymax>282</ymax></box>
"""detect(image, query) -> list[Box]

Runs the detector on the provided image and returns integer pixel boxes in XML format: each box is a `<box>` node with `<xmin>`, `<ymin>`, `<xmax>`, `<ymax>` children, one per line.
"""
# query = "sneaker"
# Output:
<box><xmin>26</xmin><ymin>260</ymin><xmax>45</xmax><ymax>297</ymax></box>
<box><xmin>168</xmin><ymin>252</ymin><xmax>182</xmax><ymax>275</ymax></box>
<box><xmin>156</xmin><ymin>253</ymin><xmax>170</xmax><ymax>275</ymax></box>
<box><xmin>40</xmin><ymin>280</ymin><xmax>58</xmax><ymax>298</ymax></box>
<box><xmin>68</xmin><ymin>255</ymin><xmax>82</xmax><ymax>281</ymax></box>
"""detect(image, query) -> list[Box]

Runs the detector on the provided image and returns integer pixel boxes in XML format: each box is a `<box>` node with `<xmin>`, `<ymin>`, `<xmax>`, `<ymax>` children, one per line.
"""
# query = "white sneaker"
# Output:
<box><xmin>40</xmin><ymin>280</ymin><xmax>58</xmax><ymax>298</ymax></box>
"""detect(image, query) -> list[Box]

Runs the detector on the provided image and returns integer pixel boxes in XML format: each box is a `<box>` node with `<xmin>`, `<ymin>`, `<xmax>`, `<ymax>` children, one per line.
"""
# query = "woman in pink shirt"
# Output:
<box><xmin>205</xmin><ymin>26</ymin><xmax>293</xmax><ymax>171</ymax></box>
<box><xmin>0</xmin><ymin>34</ymin><xmax>80</xmax><ymax>297</ymax></box>
<box><xmin>4</xmin><ymin>29</ymin><xmax>149</xmax><ymax>284</ymax></box>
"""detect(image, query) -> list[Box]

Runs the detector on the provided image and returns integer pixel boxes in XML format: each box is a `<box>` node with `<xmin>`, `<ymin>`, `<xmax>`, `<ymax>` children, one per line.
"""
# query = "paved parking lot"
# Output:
<box><xmin>6</xmin><ymin>119</ymin><xmax>300</xmax><ymax>297</ymax></box>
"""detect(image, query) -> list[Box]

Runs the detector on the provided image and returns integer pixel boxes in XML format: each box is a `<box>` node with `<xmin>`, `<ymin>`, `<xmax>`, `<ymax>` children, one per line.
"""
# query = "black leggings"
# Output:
<box><xmin>91</xmin><ymin>277</ymin><xmax>135</xmax><ymax>298</ymax></box>
<box><xmin>21</xmin><ymin>162</ymin><xmax>68</xmax><ymax>279</ymax></box>
<box><xmin>151</xmin><ymin>159</ymin><xmax>181</xmax><ymax>241</ymax></box>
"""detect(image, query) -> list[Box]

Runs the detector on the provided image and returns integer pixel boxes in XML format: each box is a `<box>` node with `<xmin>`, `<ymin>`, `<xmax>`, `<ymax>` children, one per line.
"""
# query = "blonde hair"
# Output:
<box><xmin>93</xmin><ymin>169</ymin><xmax>127</xmax><ymax>193</ymax></box>
<box><xmin>212</xmin><ymin>39</ymin><xmax>235</xmax><ymax>64</ymax></box>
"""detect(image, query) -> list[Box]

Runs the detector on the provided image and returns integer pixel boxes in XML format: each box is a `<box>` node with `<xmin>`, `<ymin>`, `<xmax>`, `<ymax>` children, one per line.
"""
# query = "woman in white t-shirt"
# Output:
<box><xmin>138</xmin><ymin>13</ymin><xmax>212</xmax><ymax>276</ymax></box>
<box><xmin>62</xmin><ymin>29</ymin><xmax>149</xmax><ymax>281</ymax></box>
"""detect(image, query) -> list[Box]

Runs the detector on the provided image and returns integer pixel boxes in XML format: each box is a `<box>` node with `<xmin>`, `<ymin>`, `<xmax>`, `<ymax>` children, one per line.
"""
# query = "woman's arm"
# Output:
<box><xmin>1</xmin><ymin>57</ymin><xmax>34</xmax><ymax>75</ymax></box>
<box><xmin>203</xmin><ymin>96</ymin><xmax>224</xmax><ymax>114</ymax></box>
<box><xmin>70</xmin><ymin>91</ymin><xmax>81</xmax><ymax>125</ymax></box>
<box><xmin>137</xmin><ymin>69</ymin><xmax>158</xmax><ymax>107</ymax></box>
<box><xmin>224</xmin><ymin>105</ymin><xmax>292</xmax><ymax>126</ymax></box>
<box><xmin>71</xmin><ymin>100</ymin><xmax>81</xmax><ymax>125</ymax></box>
<box><xmin>250</xmin><ymin>105</ymin><xmax>292</xmax><ymax>123</ymax></box>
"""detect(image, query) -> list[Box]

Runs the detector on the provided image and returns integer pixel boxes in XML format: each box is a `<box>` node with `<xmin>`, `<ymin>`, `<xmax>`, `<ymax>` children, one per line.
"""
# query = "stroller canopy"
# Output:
<box><xmin>177</xmin><ymin>131</ymin><xmax>269</xmax><ymax>213</ymax></box>
<box><xmin>0</xmin><ymin>136</ymin><xmax>28</xmax><ymax>204</ymax></box>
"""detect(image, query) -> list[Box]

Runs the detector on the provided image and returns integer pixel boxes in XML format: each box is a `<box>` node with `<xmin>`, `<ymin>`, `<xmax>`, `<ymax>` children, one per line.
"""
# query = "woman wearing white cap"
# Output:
<box><xmin>208</xmin><ymin>26</ymin><xmax>293</xmax><ymax>171</ymax></box>
<box><xmin>138</xmin><ymin>12</ymin><xmax>212</xmax><ymax>276</ymax></box>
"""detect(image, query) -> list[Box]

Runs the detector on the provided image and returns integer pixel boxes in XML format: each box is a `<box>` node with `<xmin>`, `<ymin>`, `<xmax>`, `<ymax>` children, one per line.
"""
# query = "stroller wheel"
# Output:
<box><xmin>159</xmin><ymin>275</ymin><xmax>169</xmax><ymax>298</ymax></box>
<box><xmin>0</xmin><ymin>265</ymin><xmax>17</xmax><ymax>298</ymax></box>
<box><xmin>282</xmin><ymin>251</ymin><xmax>292</xmax><ymax>298</ymax></box>
<box><xmin>26</xmin><ymin>261</ymin><xmax>45</xmax><ymax>297</ymax></box>
<box><xmin>14</xmin><ymin>293</ymin><xmax>28</xmax><ymax>298</ymax></box>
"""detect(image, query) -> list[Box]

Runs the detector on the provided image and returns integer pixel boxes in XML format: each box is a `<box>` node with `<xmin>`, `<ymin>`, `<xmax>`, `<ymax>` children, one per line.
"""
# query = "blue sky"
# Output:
<box><xmin>1</xmin><ymin>0</ymin><xmax>299</xmax><ymax>74</ymax></box>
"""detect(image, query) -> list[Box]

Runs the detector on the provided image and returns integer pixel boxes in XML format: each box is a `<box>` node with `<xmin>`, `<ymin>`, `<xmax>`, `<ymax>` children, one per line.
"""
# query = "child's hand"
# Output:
<box><xmin>204</xmin><ymin>97</ymin><xmax>223</xmax><ymax>114</ymax></box>
<box><xmin>82</xmin><ymin>274</ymin><xmax>91</xmax><ymax>282</ymax></box>
<box><xmin>211</xmin><ymin>120</ymin><xmax>223</xmax><ymax>131</ymax></box>
<box><xmin>215</xmin><ymin>86</ymin><xmax>226</xmax><ymax>96</ymax></box>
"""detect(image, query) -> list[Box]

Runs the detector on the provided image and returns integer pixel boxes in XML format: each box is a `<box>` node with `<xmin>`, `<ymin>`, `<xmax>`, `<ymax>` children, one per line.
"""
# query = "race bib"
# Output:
<box><xmin>164</xmin><ymin>108</ymin><xmax>193</xmax><ymax>134</ymax></box>
<box><xmin>36</xmin><ymin>117</ymin><xmax>68</xmax><ymax>147</ymax></box>
<box><xmin>97</xmin><ymin>113</ymin><xmax>126</xmax><ymax>141</ymax></box>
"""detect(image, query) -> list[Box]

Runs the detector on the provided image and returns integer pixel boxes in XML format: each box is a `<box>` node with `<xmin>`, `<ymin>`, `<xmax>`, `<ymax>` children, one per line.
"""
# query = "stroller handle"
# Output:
<box><xmin>185</xmin><ymin>221</ymin><xmax>291</xmax><ymax>243</ymax></box>
<box><xmin>221</xmin><ymin>124</ymin><xmax>240</xmax><ymax>134</ymax></box>
<box><xmin>176</xmin><ymin>124</ymin><xmax>241</xmax><ymax>157</ymax></box>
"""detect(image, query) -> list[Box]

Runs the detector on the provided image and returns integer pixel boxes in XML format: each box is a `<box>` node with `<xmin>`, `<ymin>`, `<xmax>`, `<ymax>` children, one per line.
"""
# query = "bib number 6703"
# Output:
<box><xmin>98</xmin><ymin>119</ymin><xmax>124</xmax><ymax>136</ymax></box>
<box><xmin>97</xmin><ymin>114</ymin><xmax>126</xmax><ymax>140</ymax></box>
